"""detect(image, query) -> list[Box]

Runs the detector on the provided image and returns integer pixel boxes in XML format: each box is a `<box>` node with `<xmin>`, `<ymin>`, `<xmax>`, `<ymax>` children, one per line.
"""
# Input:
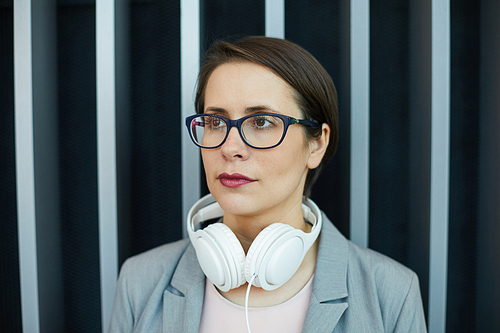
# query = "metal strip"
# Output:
<box><xmin>14</xmin><ymin>0</ymin><xmax>40</xmax><ymax>331</ymax></box>
<box><xmin>181</xmin><ymin>0</ymin><xmax>201</xmax><ymax>238</ymax></box>
<box><xmin>349</xmin><ymin>0</ymin><xmax>370</xmax><ymax>248</ymax></box>
<box><xmin>428</xmin><ymin>0</ymin><xmax>450</xmax><ymax>332</ymax></box>
<box><xmin>265</xmin><ymin>0</ymin><xmax>285</xmax><ymax>39</ymax></box>
<box><xmin>96</xmin><ymin>0</ymin><xmax>118</xmax><ymax>330</ymax></box>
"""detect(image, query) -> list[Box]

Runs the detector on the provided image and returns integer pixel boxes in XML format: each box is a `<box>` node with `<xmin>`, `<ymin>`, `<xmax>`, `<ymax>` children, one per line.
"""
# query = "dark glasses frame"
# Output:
<box><xmin>185</xmin><ymin>112</ymin><xmax>320</xmax><ymax>149</ymax></box>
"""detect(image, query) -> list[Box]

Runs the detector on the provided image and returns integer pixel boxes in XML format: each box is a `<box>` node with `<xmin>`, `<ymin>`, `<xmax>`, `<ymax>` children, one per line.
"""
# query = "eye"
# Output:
<box><xmin>204</xmin><ymin>116</ymin><xmax>225</xmax><ymax>130</ymax></box>
<box><xmin>255</xmin><ymin>117</ymin><xmax>267</xmax><ymax>127</ymax></box>
<box><xmin>250</xmin><ymin>115</ymin><xmax>277</xmax><ymax>129</ymax></box>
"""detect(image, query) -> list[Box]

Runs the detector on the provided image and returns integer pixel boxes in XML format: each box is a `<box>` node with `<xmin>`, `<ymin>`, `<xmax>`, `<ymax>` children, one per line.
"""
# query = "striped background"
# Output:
<box><xmin>1</xmin><ymin>0</ymin><xmax>499</xmax><ymax>332</ymax></box>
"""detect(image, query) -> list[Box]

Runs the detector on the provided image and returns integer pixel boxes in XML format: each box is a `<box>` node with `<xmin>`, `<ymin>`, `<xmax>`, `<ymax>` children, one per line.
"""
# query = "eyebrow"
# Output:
<box><xmin>205</xmin><ymin>105</ymin><xmax>280</xmax><ymax>114</ymax></box>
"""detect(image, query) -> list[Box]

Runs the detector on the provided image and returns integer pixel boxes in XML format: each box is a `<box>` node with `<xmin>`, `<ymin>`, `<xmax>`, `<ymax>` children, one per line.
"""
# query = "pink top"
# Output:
<box><xmin>199</xmin><ymin>276</ymin><xmax>314</xmax><ymax>333</ymax></box>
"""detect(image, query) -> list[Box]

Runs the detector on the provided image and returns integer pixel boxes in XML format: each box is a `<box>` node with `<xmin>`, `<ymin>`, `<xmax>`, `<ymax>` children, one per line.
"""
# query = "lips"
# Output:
<box><xmin>218</xmin><ymin>173</ymin><xmax>256</xmax><ymax>188</ymax></box>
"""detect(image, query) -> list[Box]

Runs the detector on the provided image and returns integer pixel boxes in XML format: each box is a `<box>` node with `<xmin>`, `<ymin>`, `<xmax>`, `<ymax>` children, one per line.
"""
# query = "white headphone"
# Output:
<box><xmin>187</xmin><ymin>194</ymin><xmax>322</xmax><ymax>292</ymax></box>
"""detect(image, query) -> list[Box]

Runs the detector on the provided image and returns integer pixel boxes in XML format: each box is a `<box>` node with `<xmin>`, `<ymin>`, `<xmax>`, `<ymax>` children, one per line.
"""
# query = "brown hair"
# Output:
<box><xmin>195</xmin><ymin>36</ymin><xmax>339</xmax><ymax>197</ymax></box>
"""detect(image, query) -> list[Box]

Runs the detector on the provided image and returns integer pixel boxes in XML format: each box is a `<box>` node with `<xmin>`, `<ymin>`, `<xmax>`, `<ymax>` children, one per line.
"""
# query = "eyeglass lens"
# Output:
<box><xmin>189</xmin><ymin>115</ymin><xmax>285</xmax><ymax>148</ymax></box>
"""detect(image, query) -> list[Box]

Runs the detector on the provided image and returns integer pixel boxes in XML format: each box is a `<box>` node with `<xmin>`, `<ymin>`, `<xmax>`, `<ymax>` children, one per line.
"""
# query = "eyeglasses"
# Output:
<box><xmin>185</xmin><ymin>113</ymin><xmax>319</xmax><ymax>149</ymax></box>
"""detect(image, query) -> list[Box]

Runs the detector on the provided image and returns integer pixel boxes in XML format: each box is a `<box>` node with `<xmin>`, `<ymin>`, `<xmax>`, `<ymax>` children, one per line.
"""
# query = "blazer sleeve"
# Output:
<box><xmin>393</xmin><ymin>273</ymin><xmax>427</xmax><ymax>333</ymax></box>
<box><xmin>108</xmin><ymin>259</ymin><xmax>134</xmax><ymax>333</ymax></box>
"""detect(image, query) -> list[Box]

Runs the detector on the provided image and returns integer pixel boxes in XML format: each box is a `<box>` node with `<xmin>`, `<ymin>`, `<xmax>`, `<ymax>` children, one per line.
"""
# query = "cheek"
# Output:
<box><xmin>201</xmin><ymin>151</ymin><xmax>216</xmax><ymax>177</ymax></box>
<box><xmin>260</xmin><ymin>146</ymin><xmax>309</xmax><ymax>180</ymax></box>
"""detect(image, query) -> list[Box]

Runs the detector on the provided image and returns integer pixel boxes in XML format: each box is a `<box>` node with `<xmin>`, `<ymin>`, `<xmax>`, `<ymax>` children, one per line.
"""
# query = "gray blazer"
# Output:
<box><xmin>109</xmin><ymin>214</ymin><xmax>427</xmax><ymax>332</ymax></box>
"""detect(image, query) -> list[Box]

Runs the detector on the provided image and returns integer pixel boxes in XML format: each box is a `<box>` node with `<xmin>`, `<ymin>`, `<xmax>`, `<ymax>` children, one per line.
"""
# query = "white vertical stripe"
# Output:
<box><xmin>428</xmin><ymin>0</ymin><xmax>450</xmax><ymax>332</ymax></box>
<box><xmin>14</xmin><ymin>0</ymin><xmax>40</xmax><ymax>331</ymax></box>
<box><xmin>181</xmin><ymin>0</ymin><xmax>201</xmax><ymax>238</ymax></box>
<box><xmin>96</xmin><ymin>0</ymin><xmax>118</xmax><ymax>330</ymax></box>
<box><xmin>349</xmin><ymin>0</ymin><xmax>370</xmax><ymax>248</ymax></box>
<box><xmin>265</xmin><ymin>0</ymin><xmax>285</xmax><ymax>39</ymax></box>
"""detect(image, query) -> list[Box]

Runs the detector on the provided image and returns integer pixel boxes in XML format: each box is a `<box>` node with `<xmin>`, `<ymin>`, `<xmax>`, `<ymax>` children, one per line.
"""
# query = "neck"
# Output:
<box><xmin>222</xmin><ymin>198</ymin><xmax>310</xmax><ymax>253</ymax></box>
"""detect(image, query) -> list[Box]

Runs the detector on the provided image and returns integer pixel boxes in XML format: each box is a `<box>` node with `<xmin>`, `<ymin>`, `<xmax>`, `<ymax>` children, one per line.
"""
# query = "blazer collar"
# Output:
<box><xmin>163</xmin><ymin>244</ymin><xmax>205</xmax><ymax>333</ymax></box>
<box><xmin>302</xmin><ymin>214</ymin><xmax>349</xmax><ymax>332</ymax></box>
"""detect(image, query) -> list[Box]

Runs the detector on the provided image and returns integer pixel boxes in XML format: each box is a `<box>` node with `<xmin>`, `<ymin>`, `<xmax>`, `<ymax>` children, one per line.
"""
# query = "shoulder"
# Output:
<box><xmin>109</xmin><ymin>238</ymin><xmax>193</xmax><ymax>331</ymax></box>
<box><xmin>121</xmin><ymin>238</ymin><xmax>191</xmax><ymax>275</ymax></box>
<box><xmin>345</xmin><ymin>235</ymin><xmax>425</xmax><ymax>330</ymax></box>
<box><xmin>347</xmin><ymin>241</ymin><xmax>417</xmax><ymax>291</ymax></box>
<box><xmin>316</xmin><ymin>216</ymin><xmax>426</xmax><ymax>331</ymax></box>
<box><xmin>318</xmin><ymin>215</ymin><xmax>417</xmax><ymax>289</ymax></box>
<box><xmin>117</xmin><ymin>239</ymin><xmax>192</xmax><ymax>309</ymax></box>
<box><xmin>119</xmin><ymin>238</ymin><xmax>191</xmax><ymax>289</ymax></box>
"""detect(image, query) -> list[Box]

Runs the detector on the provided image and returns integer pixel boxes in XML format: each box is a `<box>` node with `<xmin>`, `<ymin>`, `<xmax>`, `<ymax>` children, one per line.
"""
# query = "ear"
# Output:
<box><xmin>307</xmin><ymin>123</ymin><xmax>330</xmax><ymax>170</ymax></box>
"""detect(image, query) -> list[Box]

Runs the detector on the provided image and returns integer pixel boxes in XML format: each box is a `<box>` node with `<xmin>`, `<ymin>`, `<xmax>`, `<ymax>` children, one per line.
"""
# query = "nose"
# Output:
<box><xmin>220</xmin><ymin>127</ymin><xmax>250</xmax><ymax>160</ymax></box>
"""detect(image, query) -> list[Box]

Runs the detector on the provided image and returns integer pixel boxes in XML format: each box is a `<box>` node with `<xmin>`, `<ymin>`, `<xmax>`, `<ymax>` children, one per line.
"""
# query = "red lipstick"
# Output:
<box><xmin>218</xmin><ymin>173</ymin><xmax>256</xmax><ymax>188</ymax></box>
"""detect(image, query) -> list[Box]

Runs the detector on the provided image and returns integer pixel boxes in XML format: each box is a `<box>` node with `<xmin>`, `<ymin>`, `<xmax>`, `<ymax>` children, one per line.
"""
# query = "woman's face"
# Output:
<box><xmin>201</xmin><ymin>62</ymin><xmax>324</xmax><ymax>224</ymax></box>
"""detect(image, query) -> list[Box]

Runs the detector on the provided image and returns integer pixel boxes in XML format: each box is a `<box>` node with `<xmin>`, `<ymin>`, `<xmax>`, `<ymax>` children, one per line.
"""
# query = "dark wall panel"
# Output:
<box><xmin>369</xmin><ymin>0</ymin><xmax>411</xmax><ymax>260</ymax></box>
<box><xmin>446</xmin><ymin>1</ymin><xmax>480</xmax><ymax>332</ymax></box>
<box><xmin>125</xmin><ymin>0</ymin><xmax>182</xmax><ymax>260</ymax></box>
<box><xmin>369</xmin><ymin>0</ymin><xmax>429</xmax><ymax>314</ymax></box>
<box><xmin>201</xmin><ymin>0</ymin><xmax>265</xmax><ymax>52</ymax></box>
<box><xmin>476</xmin><ymin>1</ymin><xmax>500</xmax><ymax>331</ymax></box>
<box><xmin>0</xmin><ymin>2</ymin><xmax>23</xmax><ymax>333</ymax></box>
<box><xmin>57</xmin><ymin>3</ymin><xmax>101</xmax><ymax>331</ymax></box>
<box><xmin>286</xmin><ymin>0</ymin><xmax>350</xmax><ymax>239</ymax></box>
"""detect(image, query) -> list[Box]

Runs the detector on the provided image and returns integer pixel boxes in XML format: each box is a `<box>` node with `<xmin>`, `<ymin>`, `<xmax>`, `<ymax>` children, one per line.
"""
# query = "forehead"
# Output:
<box><xmin>204</xmin><ymin>62</ymin><xmax>300</xmax><ymax>116</ymax></box>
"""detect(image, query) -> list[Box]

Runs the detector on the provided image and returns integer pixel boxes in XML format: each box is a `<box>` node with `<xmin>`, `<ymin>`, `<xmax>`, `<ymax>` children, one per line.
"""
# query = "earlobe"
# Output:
<box><xmin>307</xmin><ymin>123</ymin><xmax>330</xmax><ymax>169</ymax></box>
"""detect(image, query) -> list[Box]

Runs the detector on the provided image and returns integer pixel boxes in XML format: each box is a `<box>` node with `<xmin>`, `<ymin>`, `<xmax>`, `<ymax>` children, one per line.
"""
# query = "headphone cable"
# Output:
<box><xmin>245</xmin><ymin>274</ymin><xmax>258</xmax><ymax>333</ymax></box>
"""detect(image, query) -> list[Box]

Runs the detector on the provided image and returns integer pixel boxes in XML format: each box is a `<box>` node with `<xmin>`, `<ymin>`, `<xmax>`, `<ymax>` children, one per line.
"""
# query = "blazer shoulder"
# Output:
<box><xmin>346</xmin><ymin>241</ymin><xmax>425</xmax><ymax>330</ymax></box>
<box><xmin>119</xmin><ymin>238</ymin><xmax>191</xmax><ymax>295</ymax></box>
<box><xmin>110</xmin><ymin>238</ymin><xmax>193</xmax><ymax>331</ymax></box>
<box><xmin>124</xmin><ymin>238</ymin><xmax>190</xmax><ymax>266</ymax></box>
<box><xmin>347</xmin><ymin>240</ymin><xmax>417</xmax><ymax>286</ymax></box>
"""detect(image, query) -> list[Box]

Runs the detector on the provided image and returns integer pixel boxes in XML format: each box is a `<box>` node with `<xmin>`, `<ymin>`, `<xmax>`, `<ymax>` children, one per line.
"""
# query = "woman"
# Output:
<box><xmin>109</xmin><ymin>36</ymin><xmax>426</xmax><ymax>332</ymax></box>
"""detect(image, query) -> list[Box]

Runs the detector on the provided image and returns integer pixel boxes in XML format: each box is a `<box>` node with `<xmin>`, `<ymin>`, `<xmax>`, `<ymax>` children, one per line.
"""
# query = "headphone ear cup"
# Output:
<box><xmin>201</xmin><ymin>223</ymin><xmax>246</xmax><ymax>290</ymax></box>
<box><xmin>245</xmin><ymin>223</ymin><xmax>295</xmax><ymax>288</ymax></box>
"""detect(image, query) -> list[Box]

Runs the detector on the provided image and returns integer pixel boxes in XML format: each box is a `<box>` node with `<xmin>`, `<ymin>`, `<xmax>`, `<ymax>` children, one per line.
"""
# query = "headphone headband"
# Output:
<box><xmin>188</xmin><ymin>194</ymin><xmax>322</xmax><ymax>237</ymax></box>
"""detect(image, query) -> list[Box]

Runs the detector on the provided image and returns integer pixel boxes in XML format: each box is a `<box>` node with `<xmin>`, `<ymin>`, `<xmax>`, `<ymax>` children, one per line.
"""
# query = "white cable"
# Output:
<box><xmin>245</xmin><ymin>274</ymin><xmax>258</xmax><ymax>333</ymax></box>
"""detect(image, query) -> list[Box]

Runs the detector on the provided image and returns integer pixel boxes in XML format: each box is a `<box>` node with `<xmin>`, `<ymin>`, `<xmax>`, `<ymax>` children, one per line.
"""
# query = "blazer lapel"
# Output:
<box><xmin>301</xmin><ymin>296</ymin><xmax>348</xmax><ymax>333</ymax></box>
<box><xmin>163</xmin><ymin>244</ymin><xmax>206</xmax><ymax>333</ymax></box>
<box><xmin>302</xmin><ymin>215</ymin><xmax>349</xmax><ymax>333</ymax></box>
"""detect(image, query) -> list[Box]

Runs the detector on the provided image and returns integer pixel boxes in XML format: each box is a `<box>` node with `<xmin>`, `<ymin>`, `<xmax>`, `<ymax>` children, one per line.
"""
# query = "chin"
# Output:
<box><xmin>210</xmin><ymin>188</ymin><xmax>259</xmax><ymax>215</ymax></box>
<box><xmin>213</xmin><ymin>192</ymin><xmax>250</xmax><ymax>212</ymax></box>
